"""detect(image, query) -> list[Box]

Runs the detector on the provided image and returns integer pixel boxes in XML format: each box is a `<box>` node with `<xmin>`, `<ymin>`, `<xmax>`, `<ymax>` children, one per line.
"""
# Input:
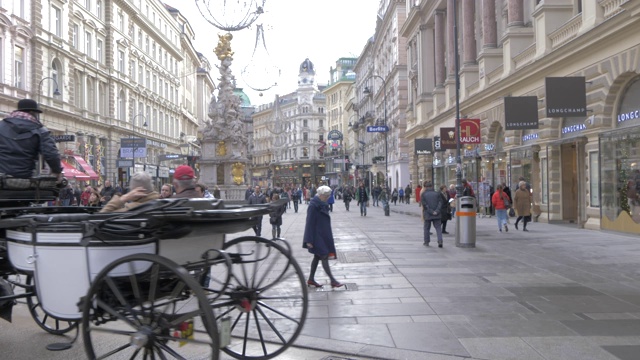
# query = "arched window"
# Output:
<box><xmin>118</xmin><ymin>89</ymin><xmax>126</xmax><ymax>121</ymax></box>
<box><xmin>98</xmin><ymin>82</ymin><xmax>106</xmax><ymax>115</ymax></box>
<box><xmin>51</xmin><ymin>59</ymin><xmax>63</xmax><ymax>99</ymax></box>
<box><xmin>74</xmin><ymin>73</ymin><xmax>82</xmax><ymax>107</ymax></box>
<box><xmin>86</xmin><ymin>78</ymin><xmax>95</xmax><ymax>112</ymax></box>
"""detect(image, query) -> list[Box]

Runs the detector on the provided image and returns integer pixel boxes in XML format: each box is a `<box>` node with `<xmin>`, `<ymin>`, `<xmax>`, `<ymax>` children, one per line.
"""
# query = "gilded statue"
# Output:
<box><xmin>231</xmin><ymin>162</ymin><xmax>245</xmax><ymax>185</ymax></box>
<box><xmin>214</xmin><ymin>33</ymin><xmax>234</xmax><ymax>61</ymax></box>
<box><xmin>216</xmin><ymin>141</ymin><xmax>227</xmax><ymax>157</ymax></box>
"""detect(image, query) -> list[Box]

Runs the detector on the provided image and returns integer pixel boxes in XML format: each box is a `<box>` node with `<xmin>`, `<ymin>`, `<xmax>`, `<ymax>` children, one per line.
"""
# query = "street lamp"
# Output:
<box><xmin>362</xmin><ymin>74</ymin><xmax>388</xmax><ymax>189</ymax></box>
<box><xmin>37</xmin><ymin>77</ymin><xmax>61</xmax><ymax>123</ymax></box>
<box><xmin>131</xmin><ymin>113</ymin><xmax>148</xmax><ymax>176</ymax></box>
<box><xmin>453</xmin><ymin>0</ymin><xmax>463</xmax><ymax>199</ymax></box>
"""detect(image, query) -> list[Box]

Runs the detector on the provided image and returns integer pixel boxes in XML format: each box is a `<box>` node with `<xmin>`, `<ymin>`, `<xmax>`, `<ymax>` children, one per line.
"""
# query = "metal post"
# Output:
<box><xmin>37</xmin><ymin>77</ymin><xmax>61</xmax><ymax>123</ymax></box>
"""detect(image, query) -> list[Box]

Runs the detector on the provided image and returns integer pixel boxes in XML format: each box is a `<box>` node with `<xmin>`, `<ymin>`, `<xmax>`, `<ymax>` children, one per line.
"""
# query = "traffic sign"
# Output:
<box><xmin>366</xmin><ymin>126</ymin><xmax>389</xmax><ymax>132</ymax></box>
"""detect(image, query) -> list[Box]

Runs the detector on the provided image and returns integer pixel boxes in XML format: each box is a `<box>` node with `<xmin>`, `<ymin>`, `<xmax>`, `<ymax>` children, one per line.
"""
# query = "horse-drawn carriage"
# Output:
<box><xmin>0</xmin><ymin>176</ymin><xmax>308</xmax><ymax>359</ymax></box>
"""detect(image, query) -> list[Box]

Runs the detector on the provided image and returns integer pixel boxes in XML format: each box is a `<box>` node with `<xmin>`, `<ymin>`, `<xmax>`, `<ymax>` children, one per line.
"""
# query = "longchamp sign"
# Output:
<box><xmin>545</xmin><ymin>77</ymin><xmax>587</xmax><ymax>117</ymax></box>
<box><xmin>505</xmin><ymin>96</ymin><xmax>539</xmax><ymax>130</ymax></box>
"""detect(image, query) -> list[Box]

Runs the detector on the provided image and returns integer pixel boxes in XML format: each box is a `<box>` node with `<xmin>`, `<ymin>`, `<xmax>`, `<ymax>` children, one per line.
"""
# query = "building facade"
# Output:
<box><xmin>352</xmin><ymin>0</ymin><xmax>410</xmax><ymax>192</ymax></box>
<box><xmin>322</xmin><ymin>57</ymin><xmax>357</xmax><ymax>187</ymax></box>
<box><xmin>251</xmin><ymin>59</ymin><xmax>327</xmax><ymax>188</ymax></box>
<box><xmin>401</xmin><ymin>0</ymin><xmax>640</xmax><ymax>234</ymax></box>
<box><xmin>21</xmin><ymin>0</ymin><xmax>211</xmax><ymax>188</ymax></box>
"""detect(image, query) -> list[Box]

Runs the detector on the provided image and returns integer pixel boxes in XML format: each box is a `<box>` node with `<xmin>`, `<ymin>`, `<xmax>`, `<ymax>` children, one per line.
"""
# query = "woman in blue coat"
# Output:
<box><xmin>302</xmin><ymin>186</ymin><xmax>344</xmax><ymax>288</ymax></box>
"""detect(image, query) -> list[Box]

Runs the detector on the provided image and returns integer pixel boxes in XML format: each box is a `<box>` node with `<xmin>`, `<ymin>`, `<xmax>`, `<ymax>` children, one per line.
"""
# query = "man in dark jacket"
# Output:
<box><xmin>100</xmin><ymin>180</ymin><xmax>117</xmax><ymax>205</ymax></box>
<box><xmin>0</xmin><ymin>99</ymin><xmax>62</xmax><ymax>178</ymax></box>
<box><xmin>248</xmin><ymin>185</ymin><xmax>267</xmax><ymax>236</ymax></box>
<box><xmin>356</xmin><ymin>182</ymin><xmax>369</xmax><ymax>216</ymax></box>
<box><xmin>244</xmin><ymin>185</ymin><xmax>253</xmax><ymax>200</ymax></box>
<box><xmin>405</xmin><ymin>184</ymin><xmax>412</xmax><ymax>204</ymax></box>
<box><xmin>421</xmin><ymin>181</ymin><xmax>444</xmax><ymax>247</ymax></box>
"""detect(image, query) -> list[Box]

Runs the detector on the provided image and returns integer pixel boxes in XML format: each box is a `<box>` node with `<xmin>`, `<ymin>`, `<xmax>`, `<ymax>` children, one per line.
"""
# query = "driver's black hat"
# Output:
<box><xmin>17</xmin><ymin>99</ymin><xmax>42</xmax><ymax>113</ymax></box>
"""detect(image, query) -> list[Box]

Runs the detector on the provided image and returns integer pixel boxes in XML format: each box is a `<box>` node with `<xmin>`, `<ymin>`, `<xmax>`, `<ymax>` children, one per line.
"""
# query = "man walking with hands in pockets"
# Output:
<box><xmin>421</xmin><ymin>181</ymin><xmax>444</xmax><ymax>247</ymax></box>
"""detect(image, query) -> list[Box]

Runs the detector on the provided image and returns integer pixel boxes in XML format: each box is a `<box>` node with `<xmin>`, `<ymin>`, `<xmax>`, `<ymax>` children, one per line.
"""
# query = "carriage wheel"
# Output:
<box><xmin>214</xmin><ymin>236</ymin><xmax>308</xmax><ymax>360</ymax></box>
<box><xmin>25</xmin><ymin>275</ymin><xmax>78</xmax><ymax>335</ymax></box>
<box><xmin>196</xmin><ymin>249</ymin><xmax>233</xmax><ymax>302</ymax></box>
<box><xmin>82</xmin><ymin>254</ymin><xmax>219</xmax><ymax>360</ymax></box>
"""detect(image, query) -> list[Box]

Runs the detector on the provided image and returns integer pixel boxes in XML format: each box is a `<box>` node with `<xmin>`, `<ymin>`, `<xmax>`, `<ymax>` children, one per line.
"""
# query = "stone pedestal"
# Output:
<box><xmin>199</xmin><ymin>139</ymin><xmax>249</xmax><ymax>200</ymax></box>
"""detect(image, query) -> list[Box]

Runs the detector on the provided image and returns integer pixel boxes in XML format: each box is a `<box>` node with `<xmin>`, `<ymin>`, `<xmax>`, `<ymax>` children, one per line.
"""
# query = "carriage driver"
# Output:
<box><xmin>0</xmin><ymin>99</ymin><xmax>62</xmax><ymax>179</ymax></box>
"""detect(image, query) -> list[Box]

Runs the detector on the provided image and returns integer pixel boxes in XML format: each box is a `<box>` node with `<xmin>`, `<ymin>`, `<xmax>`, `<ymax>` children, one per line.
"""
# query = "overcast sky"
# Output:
<box><xmin>164</xmin><ymin>0</ymin><xmax>380</xmax><ymax>106</ymax></box>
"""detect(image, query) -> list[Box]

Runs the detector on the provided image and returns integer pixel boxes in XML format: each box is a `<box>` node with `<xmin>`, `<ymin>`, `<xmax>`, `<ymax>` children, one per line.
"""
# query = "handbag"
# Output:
<box><xmin>508</xmin><ymin>208</ymin><xmax>516</xmax><ymax>217</ymax></box>
<box><xmin>500</xmin><ymin>193</ymin><xmax>510</xmax><ymax>208</ymax></box>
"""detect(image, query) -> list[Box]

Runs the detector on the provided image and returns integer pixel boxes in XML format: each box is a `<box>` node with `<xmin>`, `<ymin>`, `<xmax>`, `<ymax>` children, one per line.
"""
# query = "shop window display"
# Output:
<box><xmin>600</xmin><ymin>131</ymin><xmax>640</xmax><ymax>227</ymax></box>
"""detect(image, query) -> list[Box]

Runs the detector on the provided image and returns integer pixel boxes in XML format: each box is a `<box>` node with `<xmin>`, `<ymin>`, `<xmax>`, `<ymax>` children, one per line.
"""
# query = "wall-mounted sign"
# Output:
<box><xmin>618</xmin><ymin>109</ymin><xmax>640</xmax><ymax>124</ymax></box>
<box><xmin>459</xmin><ymin>119</ymin><xmax>481</xmax><ymax>144</ymax></box>
<box><xmin>439</xmin><ymin>128</ymin><xmax>457</xmax><ymax>150</ymax></box>
<box><xmin>366</xmin><ymin>125</ymin><xmax>389</xmax><ymax>133</ymax></box>
<box><xmin>415</xmin><ymin>139</ymin><xmax>433</xmax><ymax>155</ymax></box>
<box><xmin>158</xmin><ymin>154</ymin><xmax>187</xmax><ymax>161</ymax></box>
<box><xmin>327</xmin><ymin>130</ymin><xmax>343</xmax><ymax>141</ymax></box>
<box><xmin>53</xmin><ymin>134</ymin><xmax>76</xmax><ymax>142</ymax></box>
<box><xmin>116</xmin><ymin>159</ymin><xmax>134</xmax><ymax>168</ymax></box>
<box><xmin>545</xmin><ymin>77</ymin><xmax>587</xmax><ymax>117</ymax></box>
<box><xmin>522</xmin><ymin>133</ymin><xmax>539</xmax><ymax>142</ymax></box>
<box><xmin>434</xmin><ymin>136</ymin><xmax>445</xmax><ymax>152</ymax></box>
<box><xmin>562</xmin><ymin>124</ymin><xmax>586</xmax><ymax>135</ymax></box>
<box><xmin>505</xmin><ymin>96</ymin><xmax>539</xmax><ymax>130</ymax></box>
<box><xmin>484</xmin><ymin>143</ymin><xmax>495</xmax><ymax>151</ymax></box>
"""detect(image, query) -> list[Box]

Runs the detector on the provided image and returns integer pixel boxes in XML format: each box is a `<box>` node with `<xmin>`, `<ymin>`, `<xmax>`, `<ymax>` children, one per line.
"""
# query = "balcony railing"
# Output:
<box><xmin>601</xmin><ymin>0</ymin><xmax>628</xmax><ymax>20</ymax></box>
<box><xmin>549</xmin><ymin>13</ymin><xmax>583</xmax><ymax>49</ymax></box>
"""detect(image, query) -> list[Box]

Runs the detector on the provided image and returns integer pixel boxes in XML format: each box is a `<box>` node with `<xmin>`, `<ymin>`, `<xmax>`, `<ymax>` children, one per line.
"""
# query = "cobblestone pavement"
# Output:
<box><xmin>2</xmin><ymin>199</ymin><xmax>640</xmax><ymax>360</ymax></box>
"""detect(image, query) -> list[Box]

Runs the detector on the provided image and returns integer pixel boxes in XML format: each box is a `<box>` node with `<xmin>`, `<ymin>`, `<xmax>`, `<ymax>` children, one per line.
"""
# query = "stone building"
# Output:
<box><xmin>402</xmin><ymin>0</ymin><xmax>640</xmax><ymax>234</ymax></box>
<box><xmin>251</xmin><ymin>58</ymin><xmax>327</xmax><ymax>188</ymax></box>
<box><xmin>21</xmin><ymin>0</ymin><xmax>212</xmax><ymax>187</ymax></box>
<box><xmin>351</xmin><ymin>0</ymin><xmax>410</xmax><ymax>191</ymax></box>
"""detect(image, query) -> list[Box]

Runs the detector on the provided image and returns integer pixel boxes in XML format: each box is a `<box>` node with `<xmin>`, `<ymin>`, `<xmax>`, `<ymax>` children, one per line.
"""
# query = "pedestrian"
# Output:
<box><xmin>355</xmin><ymin>182</ymin><xmax>369</xmax><ymax>216</ymax></box>
<box><xmin>398</xmin><ymin>187</ymin><xmax>404</xmax><ymax>203</ymax></box>
<box><xmin>80</xmin><ymin>185</ymin><xmax>93</xmax><ymax>206</ymax></box>
<box><xmin>343</xmin><ymin>186</ymin><xmax>352</xmax><ymax>211</ymax></box>
<box><xmin>491</xmin><ymin>184</ymin><xmax>511</xmax><ymax>233</ymax></box>
<box><xmin>248</xmin><ymin>185</ymin><xmax>267</xmax><ymax>236</ymax></box>
<box><xmin>100</xmin><ymin>172</ymin><xmax>160</xmax><ymax>213</ymax></box>
<box><xmin>60</xmin><ymin>184</ymin><xmax>74</xmax><ymax>206</ymax></box>
<box><xmin>0</xmin><ymin>99</ymin><xmax>62</xmax><ymax>180</ymax></box>
<box><xmin>327</xmin><ymin>187</ymin><xmax>335</xmax><ymax>212</ymax></box>
<box><xmin>421</xmin><ymin>181</ymin><xmax>444</xmax><ymax>247</ymax></box>
<box><xmin>501</xmin><ymin>182</ymin><xmax>512</xmax><ymax>223</ymax></box>
<box><xmin>461</xmin><ymin>178</ymin><xmax>475</xmax><ymax>197</ymax></box>
<box><xmin>293</xmin><ymin>186</ymin><xmax>302</xmax><ymax>213</ymax></box>
<box><xmin>405</xmin><ymin>184</ymin><xmax>412</xmax><ymax>204</ymax></box>
<box><xmin>514</xmin><ymin>181</ymin><xmax>532</xmax><ymax>231</ymax></box>
<box><xmin>302</xmin><ymin>186</ymin><xmax>343</xmax><ymax>289</ymax></box>
<box><xmin>379</xmin><ymin>185</ymin><xmax>390</xmax><ymax>216</ymax></box>
<box><xmin>244</xmin><ymin>185</ymin><xmax>253</xmax><ymax>200</ymax></box>
<box><xmin>99</xmin><ymin>180</ymin><xmax>117</xmax><ymax>206</ymax></box>
<box><xmin>87</xmin><ymin>191</ymin><xmax>101</xmax><ymax>207</ymax></box>
<box><xmin>372</xmin><ymin>184</ymin><xmax>381</xmax><ymax>207</ymax></box>
<box><xmin>171</xmin><ymin>165</ymin><xmax>200</xmax><ymax>198</ymax></box>
<box><xmin>73</xmin><ymin>185</ymin><xmax>82</xmax><ymax>206</ymax></box>
<box><xmin>415</xmin><ymin>183</ymin><xmax>422</xmax><ymax>206</ymax></box>
<box><xmin>391</xmin><ymin>188</ymin><xmax>398</xmax><ymax>205</ymax></box>
<box><xmin>439</xmin><ymin>185</ymin><xmax>452</xmax><ymax>234</ymax></box>
<box><xmin>269</xmin><ymin>193</ymin><xmax>286</xmax><ymax>239</ymax></box>
<box><xmin>160</xmin><ymin>184</ymin><xmax>173</xmax><ymax>199</ymax></box>
<box><xmin>280</xmin><ymin>187</ymin><xmax>290</xmax><ymax>212</ymax></box>
<box><xmin>213</xmin><ymin>185</ymin><xmax>221</xmax><ymax>199</ymax></box>
<box><xmin>195</xmin><ymin>183</ymin><xmax>207</xmax><ymax>198</ymax></box>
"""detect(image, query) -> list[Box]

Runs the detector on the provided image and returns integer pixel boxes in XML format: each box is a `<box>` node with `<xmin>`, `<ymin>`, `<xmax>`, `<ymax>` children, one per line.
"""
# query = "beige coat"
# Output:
<box><xmin>513</xmin><ymin>188</ymin><xmax>531</xmax><ymax>217</ymax></box>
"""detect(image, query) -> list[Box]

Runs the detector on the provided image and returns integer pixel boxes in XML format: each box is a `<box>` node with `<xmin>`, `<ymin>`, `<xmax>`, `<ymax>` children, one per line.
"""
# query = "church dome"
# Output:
<box><xmin>233</xmin><ymin>88</ymin><xmax>252</xmax><ymax>107</ymax></box>
<box><xmin>299</xmin><ymin>58</ymin><xmax>315</xmax><ymax>75</ymax></box>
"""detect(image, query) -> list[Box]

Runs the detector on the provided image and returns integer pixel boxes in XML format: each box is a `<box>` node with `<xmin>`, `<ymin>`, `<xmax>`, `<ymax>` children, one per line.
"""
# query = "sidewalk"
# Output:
<box><xmin>280</xmin><ymin>199</ymin><xmax>640</xmax><ymax>360</ymax></box>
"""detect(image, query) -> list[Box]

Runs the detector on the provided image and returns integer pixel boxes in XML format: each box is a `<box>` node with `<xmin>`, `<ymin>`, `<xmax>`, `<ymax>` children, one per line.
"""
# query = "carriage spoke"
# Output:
<box><xmin>128</xmin><ymin>348</ymin><xmax>141</xmax><ymax>360</ymax></box>
<box><xmin>105</xmin><ymin>277</ymin><xmax>143</xmax><ymax>326</ymax></box>
<box><xmin>96</xmin><ymin>343</ymin><xmax>132</xmax><ymax>359</ymax></box>
<box><xmin>257</xmin><ymin>300</ymin><xmax>302</xmax><ymax>325</ymax></box>
<box><xmin>148</xmin><ymin>263</ymin><xmax>161</xmax><ymax>303</ymax></box>
<box><xmin>87</xmin><ymin>326</ymin><xmax>136</xmax><ymax>337</ymax></box>
<box><xmin>255</xmin><ymin>305</ymin><xmax>287</xmax><ymax>344</ymax></box>
<box><xmin>96</xmin><ymin>298</ymin><xmax>139</xmax><ymax>329</ymax></box>
<box><xmin>252</xmin><ymin>308</ymin><xmax>269</xmax><ymax>356</ymax></box>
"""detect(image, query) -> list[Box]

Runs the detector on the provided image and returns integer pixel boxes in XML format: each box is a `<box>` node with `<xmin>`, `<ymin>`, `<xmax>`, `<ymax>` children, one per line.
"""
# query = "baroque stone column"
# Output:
<box><xmin>446</xmin><ymin>0</ymin><xmax>456</xmax><ymax>77</ymax></box>
<box><xmin>482</xmin><ymin>0</ymin><xmax>497</xmax><ymax>48</ymax></box>
<box><xmin>508</xmin><ymin>0</ymin><xmax>524</xmax><ymax>27</ymax></box>
<box><xmin>462</xmin><ymin>0</ymin><xmax>477</xmax><ymax>65</ymax></box>
<box><xmin>434</xmin><ymin>10</ymin><xmax>446</xmax><ymax>86</ymax></box>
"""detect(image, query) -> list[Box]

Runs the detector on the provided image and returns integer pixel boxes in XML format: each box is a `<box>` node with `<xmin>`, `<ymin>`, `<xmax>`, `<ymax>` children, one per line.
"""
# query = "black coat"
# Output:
<box><xmin>0</xmin><ymin>116</ymin><xmax>62</xmax><ymax>177</ymax></box>
<box><xmin>269</xmin><ymin>203</ymin><xmax>286</xmax><ymax>226</ymax></box>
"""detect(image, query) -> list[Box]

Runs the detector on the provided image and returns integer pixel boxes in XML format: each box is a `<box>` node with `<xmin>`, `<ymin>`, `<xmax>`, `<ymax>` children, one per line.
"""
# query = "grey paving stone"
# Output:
<box><xmin>527</xmin><ymin>296</ymin><xmax>640</xmax><ymax>314</ymax></box>
<box><xmin>329</xmin><ymin>323</ymin><xmax>395</xmax><ymax>347</ymax></box>
<box><xmin>428</xmin><ymin>300</ymin><xmax>534</xmax><ymax>316</ymax></box>
<box><xmin>560</xmin><ymin>319</ymin><xmax>640</xmax><ymax>336</ymax></box>
<box><xmin>504</xmin><ymin>285</ymin><xmax>604</xmax><ymax>296</ymax></box>
<box><xmin>523</xmin><ymin>337</ymin><xmax>623</xmax><ymax>360</ymax></box>
<box><xmin>602</xmin><ymin>345</ymin><xmax>640</xmax><ymax>360</ymax></box>
<box><xmin>328</xmin><ymin>302</ymin><xmax>435</xmax><ymax>317</ymax></box>
<box><xmin>459</xmin><ymin>337</ymin><xmax>545</xmax><ymax>360</ymax></box>
<box><xmin>387</xmin><ymin>322</ymin><xmax>470</xmax><ymax>357</ymax></box>
<box><xmin>467</xmin><ymin>319</ymin><xmax>578</xmax><ymax>337</ymax></box>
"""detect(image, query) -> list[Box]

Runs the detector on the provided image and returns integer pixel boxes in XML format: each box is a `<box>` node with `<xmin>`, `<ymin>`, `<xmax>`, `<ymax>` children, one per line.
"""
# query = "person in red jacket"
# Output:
<box><xmin>414</xmin><ymin>184</ymin><xmax>422</xmax><ymax>206</ymax></box>
<box><xmin>491</xmin><ymin>184</ymin><xmax>511</xmax><ymax>232</ymax></box>
<box><xmin>80</xmin><ymin>185</ymin><xmax>93</xmax><ymax>206</ymax></box>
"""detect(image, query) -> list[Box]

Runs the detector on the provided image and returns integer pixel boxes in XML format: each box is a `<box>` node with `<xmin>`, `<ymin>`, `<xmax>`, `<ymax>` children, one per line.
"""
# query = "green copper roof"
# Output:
<box><xmin>234</xmin><ymin>88</ymin><xmax>252</xmax><ymax>107</ymax></box>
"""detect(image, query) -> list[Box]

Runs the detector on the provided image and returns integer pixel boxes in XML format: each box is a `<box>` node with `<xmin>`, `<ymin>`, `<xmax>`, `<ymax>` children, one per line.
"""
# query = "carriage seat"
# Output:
<box><xmin>0</xmin><ymin>175</ymin><xmax>62</xmax><ymax>204</ymax></box>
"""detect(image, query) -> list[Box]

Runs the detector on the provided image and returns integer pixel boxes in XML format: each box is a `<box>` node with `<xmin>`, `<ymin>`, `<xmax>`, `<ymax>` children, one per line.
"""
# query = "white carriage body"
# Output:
<box><xmin>6</xmin><ymin>230</ymin><xmax>156</xmax><ymax>320</ymax></box>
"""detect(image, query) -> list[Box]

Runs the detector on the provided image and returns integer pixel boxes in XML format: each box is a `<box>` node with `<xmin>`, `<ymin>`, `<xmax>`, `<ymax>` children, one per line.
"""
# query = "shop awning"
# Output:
<box><xmin>61</xmin><ymin>160</ymin><xmax>90</xmax><ymax>180</ymax></box>
<box><xmin>72</xmin><ymin>155</ymin><xmax>99</xmax><ymax>180</ymax></box>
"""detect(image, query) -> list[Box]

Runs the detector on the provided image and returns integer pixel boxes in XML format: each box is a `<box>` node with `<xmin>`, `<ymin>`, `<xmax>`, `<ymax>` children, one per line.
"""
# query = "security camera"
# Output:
<box><xmin>585</xmin><ymin>115</ymin><xmax>595</xmax><ymax>126</ymax></box>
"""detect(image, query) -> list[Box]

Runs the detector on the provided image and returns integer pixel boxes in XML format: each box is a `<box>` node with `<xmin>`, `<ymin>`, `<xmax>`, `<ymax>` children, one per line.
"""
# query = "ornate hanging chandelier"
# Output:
<box><xmin>195</xmin><ymin>0</ymin><xmax>266</xmax><ymax>31</ymax></box>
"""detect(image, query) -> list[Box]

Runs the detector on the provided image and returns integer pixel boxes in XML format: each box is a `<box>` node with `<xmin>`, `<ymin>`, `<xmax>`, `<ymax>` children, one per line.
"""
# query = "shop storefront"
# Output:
<box><xmin>600</xmin><ymin>78</ymin><xmax>640</xmax><ymax>234</ymax></box>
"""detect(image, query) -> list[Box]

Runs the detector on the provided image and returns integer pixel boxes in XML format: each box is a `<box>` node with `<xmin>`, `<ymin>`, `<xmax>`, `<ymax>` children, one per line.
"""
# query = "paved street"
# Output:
<box><xmin>2</xmin><ymin>199</ymin><xmax>640</xmax><ymax>359</ymax></box>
